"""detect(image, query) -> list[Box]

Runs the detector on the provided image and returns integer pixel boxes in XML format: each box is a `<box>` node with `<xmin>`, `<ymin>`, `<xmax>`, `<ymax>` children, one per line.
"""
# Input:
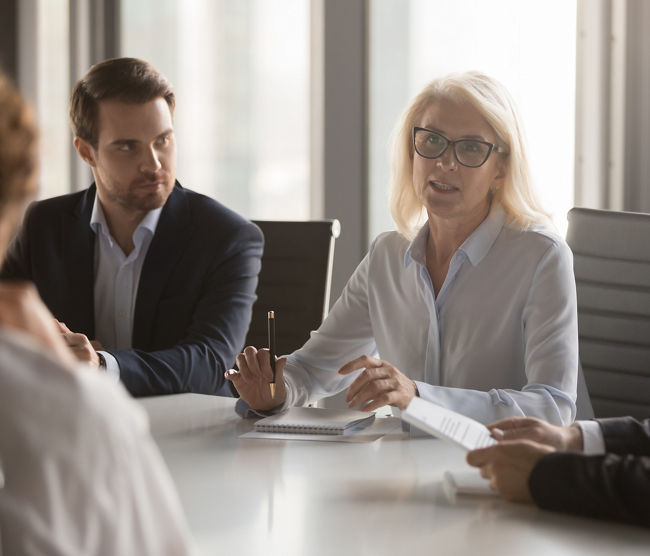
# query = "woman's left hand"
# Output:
<box><xmin>339</xmin><ymin>355</ymin><xmax>418</xmax><ymax>411</ymax></box>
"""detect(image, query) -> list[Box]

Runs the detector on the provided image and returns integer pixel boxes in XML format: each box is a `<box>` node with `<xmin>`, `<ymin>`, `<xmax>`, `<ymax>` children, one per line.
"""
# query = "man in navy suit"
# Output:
<box><xmin>0</xmin><ymin>57</ymin><xmax>263</xmax><ymax>397</ymax></box>
<box><xmin>467</xmin><ymin>415</ymin><xmax>650</xmax><ymax>527</ymax></box>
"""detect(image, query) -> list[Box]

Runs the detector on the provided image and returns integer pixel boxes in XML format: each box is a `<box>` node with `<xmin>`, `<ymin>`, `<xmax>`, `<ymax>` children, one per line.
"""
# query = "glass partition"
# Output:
<box><xmin>369</xmin><ymin>0</ymin><xmax>577</xmax><ymax>238</ymax></box>
<box><xmin>121</xmin><ymin>0</ymin><xmax>310</xmax><ymax>219</ymax></box>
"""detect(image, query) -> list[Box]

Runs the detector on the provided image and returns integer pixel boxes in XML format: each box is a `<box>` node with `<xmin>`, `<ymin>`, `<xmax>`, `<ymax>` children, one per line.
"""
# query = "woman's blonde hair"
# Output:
<box><xmin>390</xmin><ymin>71</ymin><xmax>550</xmax><ymax>239</ymax></box>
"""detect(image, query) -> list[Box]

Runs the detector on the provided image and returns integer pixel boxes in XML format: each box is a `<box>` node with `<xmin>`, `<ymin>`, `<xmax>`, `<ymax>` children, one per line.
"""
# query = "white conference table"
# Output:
<box><xmin>139</xmin><ymin>394</ymin><xmax>650</xmax><ymax>556</ymax></box>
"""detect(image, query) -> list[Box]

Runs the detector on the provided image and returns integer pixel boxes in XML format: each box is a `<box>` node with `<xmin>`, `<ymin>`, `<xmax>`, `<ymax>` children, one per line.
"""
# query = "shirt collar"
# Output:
<box><xmin>90</xmin><ymin>193</ymin><xmax>163</xmax><ymax>242</ymax></box>
<box><xmin>459</xmin><ymin>203</ymin><xmax>506</xmax><ymax>266</ymax></box>
<box><xmin>404</xmin><ymin>223</ymin><xmax>429</xmax><ymax>268</ymax></box>
<box><xmin>404</xmin><ymin>203</ymin><xmax>506</xmax><ymax>268</ymax></box>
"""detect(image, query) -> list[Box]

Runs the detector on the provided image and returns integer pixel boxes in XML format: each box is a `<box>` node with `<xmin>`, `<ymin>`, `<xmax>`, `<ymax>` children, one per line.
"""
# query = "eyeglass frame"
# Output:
<box><xmin>412</xmin><ymin>126</ymin><xmax>508</xmax><ymax>168</ymax></box>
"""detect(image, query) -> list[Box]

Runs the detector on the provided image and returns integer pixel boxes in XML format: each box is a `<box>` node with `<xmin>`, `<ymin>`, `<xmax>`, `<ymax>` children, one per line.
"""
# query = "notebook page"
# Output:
<box><xmin>402</xmin><ymin>397</ymin><xmax>496</xmax><ymax>451</ymax></box>
<box><xmin>241</xmin><ymin>416</ymin><xmax>401</xmax><ymax>442</ymax></box>
<box><xmin>254</xmin><ymin>407</ymin><xmax>375</xmax><ymax>435</ymax></box>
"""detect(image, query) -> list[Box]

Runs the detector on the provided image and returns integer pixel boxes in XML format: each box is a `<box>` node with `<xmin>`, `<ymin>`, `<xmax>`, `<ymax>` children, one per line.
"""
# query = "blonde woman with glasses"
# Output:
<box><xmin>229</xmin><ymin>71</ymin><xmax>578</xmax><ymax>427</ymax></box>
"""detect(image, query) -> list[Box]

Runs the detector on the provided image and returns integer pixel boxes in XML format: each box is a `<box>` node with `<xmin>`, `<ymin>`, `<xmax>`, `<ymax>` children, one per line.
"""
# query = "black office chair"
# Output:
<box><xmin>245</xmin><ymin>219</ymin><xmax>341</xmax><ymax>357</ymax></box>
<box><xmin>567</xmin><ymin>207</ymin><xmax>650</xmax><ymax>419</ymax></box>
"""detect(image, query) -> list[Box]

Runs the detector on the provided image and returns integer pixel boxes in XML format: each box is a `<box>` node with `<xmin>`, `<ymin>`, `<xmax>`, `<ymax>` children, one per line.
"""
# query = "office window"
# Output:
<box><xmin>369</xmin><ymin>0</ymin><xmax>577</xmax><ymax>238</ymax></box>
<box><xmin>25</xmin><ymin>0</ymin><xmax>71</xmax><ymax>200</ymax></box>
<box><xmin>121</xmin><ymin>0</ymin><xmax>310</xmax><ymax>219</ymax></box>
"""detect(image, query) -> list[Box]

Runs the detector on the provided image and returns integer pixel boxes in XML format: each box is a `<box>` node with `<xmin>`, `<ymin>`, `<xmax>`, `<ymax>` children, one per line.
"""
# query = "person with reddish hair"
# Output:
<box><xmin>0</xmin><ymin>70</ymin><xmax>194</xmax><ymax>555</ymax></box>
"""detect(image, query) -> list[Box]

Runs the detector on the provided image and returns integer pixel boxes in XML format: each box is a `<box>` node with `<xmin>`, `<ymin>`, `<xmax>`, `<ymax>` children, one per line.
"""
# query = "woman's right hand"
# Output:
<box><xmin>225</xmin><ymin>346</ymin><xmax>287</xmax><ymax>411</ymax></box>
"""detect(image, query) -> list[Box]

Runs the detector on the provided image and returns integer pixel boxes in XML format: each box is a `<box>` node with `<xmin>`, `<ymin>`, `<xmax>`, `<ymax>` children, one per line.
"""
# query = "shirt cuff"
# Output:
<box><xmin>98</xmin><ymin>350</ymin><xmax>120</xmax><ymax>382</ymax></box>
<box><xmin>576</xmin><ymin>420</ymin><xmax>606</xmax><ymax>455</ymax></box>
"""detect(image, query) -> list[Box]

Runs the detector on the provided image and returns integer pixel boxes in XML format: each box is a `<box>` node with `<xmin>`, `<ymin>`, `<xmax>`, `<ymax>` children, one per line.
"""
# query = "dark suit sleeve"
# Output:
<box><xmin>599</xmin><ymin>416</ymin><xmax>650</xmax><ymax>456</ymax></box>
<box><xmin>109</xmin><ymin>218</ymin><xmax>263</xmax><ymax>397</ymax></box>
<box><xmin>528</xmin><ymin>417</ymin><xmax>650</xmax><ymax>527</ymax></box>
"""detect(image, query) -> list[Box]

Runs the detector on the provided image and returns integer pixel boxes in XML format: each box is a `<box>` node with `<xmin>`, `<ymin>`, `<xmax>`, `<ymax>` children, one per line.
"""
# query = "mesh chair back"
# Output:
<box><xmin>567</xmin><ymin>207</ymin><xmax>650</xmax><ymax>419</ymax></box>
<box><xmin>245</xmin><ymin>220</ymin><xmax>340</xmax><ymax>357</ymax></box>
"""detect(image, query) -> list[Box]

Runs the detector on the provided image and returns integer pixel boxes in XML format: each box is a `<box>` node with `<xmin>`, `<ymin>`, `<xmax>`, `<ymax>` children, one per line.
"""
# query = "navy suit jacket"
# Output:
<box><xmin>529</xmin><ymin>416</ymin><xmax>650</xmax><ymax>527</ymax></box>
<box><xmin>0</xmin><ymin>182</ymin><xmax>263</xmax><ymax>397</ymax></box>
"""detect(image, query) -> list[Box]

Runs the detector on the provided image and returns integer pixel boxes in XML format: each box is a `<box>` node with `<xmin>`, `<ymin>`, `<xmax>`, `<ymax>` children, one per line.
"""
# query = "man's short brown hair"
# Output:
<box><xmin>69</xmin><ymin>57</ymin><xmax>175</xmax><ymax>148</ymax></box>
<box><xmin>0</xmin><ymin>71</ymin><xmax>38</xmax><ymax>208</ymax></box>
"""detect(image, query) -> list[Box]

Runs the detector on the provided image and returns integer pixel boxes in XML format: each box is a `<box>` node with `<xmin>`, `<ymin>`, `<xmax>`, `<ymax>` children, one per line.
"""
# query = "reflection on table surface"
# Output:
<box><xmin>139</xmin><ymin>394</ymin><xmax>650</xmax><ymax>556</ymax></box>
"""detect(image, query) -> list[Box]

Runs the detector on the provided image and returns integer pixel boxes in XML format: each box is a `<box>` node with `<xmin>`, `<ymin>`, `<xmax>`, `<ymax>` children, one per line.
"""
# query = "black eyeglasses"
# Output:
<box><xmin>413</xmin><ymin>127</ymin><xmax>507</xmax><ymax>168</ymax></box>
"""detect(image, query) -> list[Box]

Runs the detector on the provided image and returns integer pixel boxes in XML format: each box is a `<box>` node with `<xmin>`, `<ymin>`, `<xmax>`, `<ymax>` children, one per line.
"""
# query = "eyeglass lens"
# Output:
<box><xmin>414</xmin><ymin>129</ymin><xmax>491</xmax><ymax>168</ymax></box>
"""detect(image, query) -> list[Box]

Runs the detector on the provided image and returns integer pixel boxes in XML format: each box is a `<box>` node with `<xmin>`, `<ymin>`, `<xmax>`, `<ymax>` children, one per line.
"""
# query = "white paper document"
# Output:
<box><xmin>443</xmin><ymin>469</ymin><xmax>496</xmax><ymax>497</ymax></box>
<box><xmin>402</xmin><ymin>397</ymin><xmax>497</xmax><ymax>451</ymax></box>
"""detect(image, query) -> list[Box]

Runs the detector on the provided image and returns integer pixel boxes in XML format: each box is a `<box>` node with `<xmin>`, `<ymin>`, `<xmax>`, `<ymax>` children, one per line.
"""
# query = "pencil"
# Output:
<box><xmin>268</xmin><ymin>310</ymin><xmax>276</xmax><ymax>396</ymax></box>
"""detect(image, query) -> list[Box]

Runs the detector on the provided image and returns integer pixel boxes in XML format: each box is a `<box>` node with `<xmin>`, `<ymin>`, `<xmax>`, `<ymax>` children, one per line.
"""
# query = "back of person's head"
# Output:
<box><xmin>69</xmin><ymin>57</ymin><xmax>175</xmax><ymax>148</ymax></box>
<box><xmin>0</xmin><ymin>71</ymin><xmax>38</xmax><ymax>240</ymax></box>
<box><xmin>390</xmin><ymin>70</ymin><xmax>550</xmax><ymax>239</ymax></box>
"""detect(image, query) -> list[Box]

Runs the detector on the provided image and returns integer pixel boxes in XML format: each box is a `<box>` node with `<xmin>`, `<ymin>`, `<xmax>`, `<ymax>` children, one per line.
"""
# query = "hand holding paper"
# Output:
<box><xmin>466</xmin><ymin>440</ymin><xmax>554</xmax><ymax>503</ymax></box>
<box><xmin>401</xmin><ymin>397</ymin><xmax>497</xmax><ymax>451</ymax></box>
<box><xmin>486</xmin><ymin>416</ymin><xmax>584</xmax><ymax>451</ymax></box>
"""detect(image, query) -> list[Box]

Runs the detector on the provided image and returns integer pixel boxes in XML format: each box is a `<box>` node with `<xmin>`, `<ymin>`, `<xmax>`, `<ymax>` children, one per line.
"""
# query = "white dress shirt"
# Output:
<box><xmin>90</xmin><ymin>196</ymin><xmax>162</xmax><ymax>378</ymax></box>
<box><xmin>0</xmin><ymin>330</ymin><xmax>194</xmax><ymax>555</ymax></box>
<box><xmin>577</xmin><ymin>420</ymin><xmax>607</xmax><ymax>454</ymax></box>
<box><xmin>281</xmin><ymin>204</ymin><xmax>579</xmax><ymax>425</ymax></box>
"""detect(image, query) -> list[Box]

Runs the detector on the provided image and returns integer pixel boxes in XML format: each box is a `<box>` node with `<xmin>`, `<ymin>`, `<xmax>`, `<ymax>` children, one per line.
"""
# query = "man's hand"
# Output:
<box><xmin>487</xmin><ymin>416</ymin><xmax>583</xmax><ymax>452</ymax></box>
<box><xmin>0</xmin><ymin>282</ymin><xmax>76</xmax><ymax>368</ymax></box>
<box><xmin>339</xmin><ymin>355</ymin><xmax>417</xmax><ymax>411</ymax></box>
<box><xmin>225</xmin><ymin>346</ymin><xmax>287</xmax><ymax>411</ymax></box>
<box><xmin>55</xmin><ymin>320</ymin><xmax>101</xmax><ymax>368</ymax></box>
<box><xmin>466</xmin><ymin>440</ymin><xmax>555</xmax><ymax>503</ymax></box>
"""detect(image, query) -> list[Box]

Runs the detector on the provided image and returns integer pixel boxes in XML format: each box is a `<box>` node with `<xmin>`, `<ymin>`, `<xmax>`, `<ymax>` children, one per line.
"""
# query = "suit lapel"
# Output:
<box><xmin>133</xmin><ymin>183</ymin><xmax>192</xmax><ymax>348</ymax></box>
<box><xmin>64</xmin><ymin>185</ymin><xmax>96</xmax><ymax>337</ymax></box>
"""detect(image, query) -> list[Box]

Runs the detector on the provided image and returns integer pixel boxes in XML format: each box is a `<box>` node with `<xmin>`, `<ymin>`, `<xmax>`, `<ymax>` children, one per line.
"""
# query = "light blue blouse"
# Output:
<box><xmin>282</xmin><ymin>204</ymin><xmax>579</xmax><ymax>425</ymax></box>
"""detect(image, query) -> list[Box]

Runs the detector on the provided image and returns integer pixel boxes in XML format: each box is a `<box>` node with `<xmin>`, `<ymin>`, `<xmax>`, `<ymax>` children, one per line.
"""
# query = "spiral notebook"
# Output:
<box><xmin>254</xmin><ymin>407</ymin><xmax>376</xmax><ymax>435</ymax></box>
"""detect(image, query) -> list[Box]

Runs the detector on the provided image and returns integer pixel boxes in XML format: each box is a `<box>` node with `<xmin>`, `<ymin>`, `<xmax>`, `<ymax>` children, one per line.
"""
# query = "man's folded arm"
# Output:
<box><xmin>599</xmin><ymin>417</ymin><xmax>650</xmax><ymax>456</ymax></box>
<box><xmin>109</xmin><ymin>225</ymin><xmax>263</xmax><ymax>396</ymax></box>
<box><xmin>529</xmin><ymin>450</ymin><xmax>650</xmax><ymax>527</ymax></box>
